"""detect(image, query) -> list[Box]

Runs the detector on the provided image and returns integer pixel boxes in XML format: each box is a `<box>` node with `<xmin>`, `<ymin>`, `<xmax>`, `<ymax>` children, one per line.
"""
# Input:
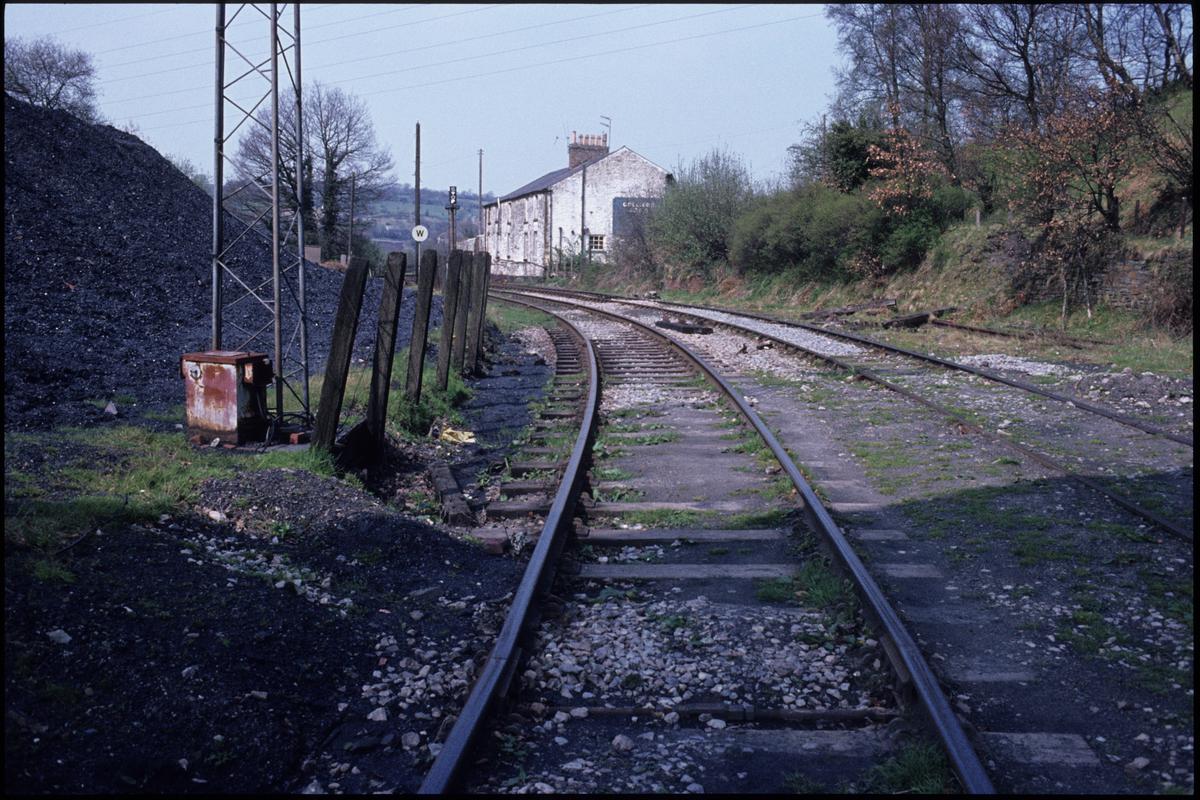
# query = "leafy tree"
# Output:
<box><xmin>4</xmin><ymin>36</ymin><xmax>99</xmax><ymax>122</ymax></box>
<box><xmin>1004</xmin><ymin>88</ymin><xmax>1136</xmax><ymax>231</ymax></box>
<box><xmin>647</xmin><ymin>148</ymin><xmax>753</xmax><ymax>281</ymax></box>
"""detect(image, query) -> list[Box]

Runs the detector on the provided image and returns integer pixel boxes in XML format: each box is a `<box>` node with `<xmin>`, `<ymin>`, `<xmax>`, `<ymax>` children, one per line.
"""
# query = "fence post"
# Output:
<box><xmin>451</xmin><ymin>251</ymin><xmax>474</xmax><ymax>373</ymax></box>
<box><xmin>365</xmin><ymin>252</ymin><xmax>407</xmax><ymax>452</ymax></box>
<box><xmin>465</xmin><ymin>252</ymin><xmax>491</xmax><ymax>374</ymax></box>
<box><xmin>468</xmin><ymin>251</ymin><xmax>487</xmax><ymax>374</ymax></box>
<box><xmin>435</xmin><ymin>250</ymin><xmax>464</xmax><ymax>391</ymax></box>
<box><xmin>313</xmin><ymin>256</ymin><xmax>370</xmax><ymax>453</ymax></box>
<box><xmin>405</xmin><ymin>249</ymin><xmax>438</xmax><ymax>402</ymax></box>
<box><xmin>463</xmin><ymin>253</ymin><xmax>485</xmax><ymax>375</ymax></box>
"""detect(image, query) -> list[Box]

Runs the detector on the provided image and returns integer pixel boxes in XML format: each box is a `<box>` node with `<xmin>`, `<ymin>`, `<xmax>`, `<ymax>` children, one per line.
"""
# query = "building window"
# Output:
<box><xmin>588</xmin><ymin>234</ymin><xmax>606</xmax><ymax>252</ymax></box>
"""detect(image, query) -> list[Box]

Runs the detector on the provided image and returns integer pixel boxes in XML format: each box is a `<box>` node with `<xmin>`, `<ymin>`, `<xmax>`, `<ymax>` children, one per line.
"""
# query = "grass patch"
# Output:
<box><xmin>29</xmin><ymin>557</ymin><xmax>76</xmax><ymax>584</ymax></box>
<box><xmin>593</xmin><ymin>466</ymin><xmax>633</xmax><ymax>482</ymax></box>
<box><xmin>487</xmin><ymin>301</ymin><xmax>554</xmax><ymax>334</ymax></box>
<box><xmin>862</xmin><ymin>740</ymin><xmax>953</xmax><ymax>794</ymax></box>
<box><xmin>726</xmin><ymin>507</ymin><xmax>790</xmax><ymax>529</ymax></box>
<box><xmin>6</xmin><ymin>426</ymin><xmax>238</xmax><ymax>550</ymax></box>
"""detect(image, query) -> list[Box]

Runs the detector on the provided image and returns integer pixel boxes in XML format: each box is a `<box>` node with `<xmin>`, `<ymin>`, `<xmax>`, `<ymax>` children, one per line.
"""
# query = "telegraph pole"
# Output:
<box><xmin>414</xmin><ymin>122</ymin><xmax>421</xmax><ymax>273</ymax></box>
<box><xmin>446</xmin><ymin>185</ymin><xmax>459</xmax><ymax>253</ymax></box>
<box><xmin>478</xmin><ymin>149</ymin><xmax>483</xmax><ymax>235</ymax></box>
<box><xmin>346</xmin><ymin>173</ymin><xmax>357</xmax><ymax>268</ymax></box>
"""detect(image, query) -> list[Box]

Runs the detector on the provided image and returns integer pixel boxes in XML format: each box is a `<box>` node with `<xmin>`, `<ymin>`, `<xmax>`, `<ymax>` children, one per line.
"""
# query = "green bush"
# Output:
<box><xmin>879</xmin><ymin>210</ymin><xmax>939</xmax><ymax>272</ymax></box>
<box><xmin>730</xmin><ymin>184</ymin><xmax>875</xmax><ymax>280</ymax></box>
<box><xmin>647</xmin><ymin>148</ymin><xmax>754</xmax><ymax>280</ymax></box>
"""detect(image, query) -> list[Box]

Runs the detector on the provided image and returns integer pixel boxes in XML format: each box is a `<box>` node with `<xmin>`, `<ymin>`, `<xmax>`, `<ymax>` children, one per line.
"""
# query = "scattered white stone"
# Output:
<box><xmin>367</xmin><ymin>707</ymin><xmax>388</xmax><ymax>722</ymax></box>
<box><xmin>612</xmin><ymin>734</ymin><xmax>635</xmax><ymax>752</ymax></box>
<box><xmin>46</xmin><ymin>629</ymin><xmax>72</xmax><ymax>645</ymax></box>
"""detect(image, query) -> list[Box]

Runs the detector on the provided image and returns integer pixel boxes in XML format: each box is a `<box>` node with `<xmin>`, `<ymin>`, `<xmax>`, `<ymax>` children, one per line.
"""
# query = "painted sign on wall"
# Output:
<box><xmin>612</xmin><ymin>197</ymin><xmax>660</xmax><ymax>238</ymax></box>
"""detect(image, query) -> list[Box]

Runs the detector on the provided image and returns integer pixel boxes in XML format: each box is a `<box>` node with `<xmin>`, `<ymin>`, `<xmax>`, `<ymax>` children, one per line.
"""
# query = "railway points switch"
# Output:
<box><xmin>181</xmin><ymin>351</ymin><xmax>273</xmax><ymax>444</ymax></box>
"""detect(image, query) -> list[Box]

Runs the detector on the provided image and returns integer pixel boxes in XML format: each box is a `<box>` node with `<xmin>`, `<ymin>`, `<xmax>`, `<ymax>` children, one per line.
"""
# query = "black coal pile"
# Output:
<box><xmin>4</xmin><ymin>94</ymin><xmax>434</xmax><ymax>430</ymax></box>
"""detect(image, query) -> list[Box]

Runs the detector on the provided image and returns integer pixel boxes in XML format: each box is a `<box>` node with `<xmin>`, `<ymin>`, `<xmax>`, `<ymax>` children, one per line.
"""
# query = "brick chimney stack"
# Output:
<box><xmin>568</xmin><ymin>130</ymin><xmax>609</xmax><ymax>168</ymax></box>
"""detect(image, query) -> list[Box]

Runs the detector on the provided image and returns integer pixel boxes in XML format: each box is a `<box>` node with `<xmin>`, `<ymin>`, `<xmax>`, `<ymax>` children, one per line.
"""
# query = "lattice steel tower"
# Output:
<box><xmin>212</xmin><ymin>3</ymin><xmax>309</xmax><ymax>431</ymax></box>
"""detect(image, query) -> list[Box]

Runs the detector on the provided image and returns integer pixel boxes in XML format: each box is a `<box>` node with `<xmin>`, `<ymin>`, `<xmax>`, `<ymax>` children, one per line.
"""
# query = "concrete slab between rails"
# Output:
<box><xmin>589</xmin><ymin>500</ymin><xmax>773</xmax><ymax>516</ymax></box>
<box><xmin>816</xmin><ymin>479</ymin><xmax>875</xmax><ymax>494</ymax></box>
<box><xmin>850</xmin><ymin>528</ymin><xmax>909</xmax><ymax>541</ymax></box>
<box><xmin>604</xmin><ymin>429</ymin><xmax>727</xmax><ymax>440</ymax></box>
<box><xmin>709</xmin><ymin>727</ymin><xmax>891</xmax><ymax>757</ymax></box>
<box><xmin>980</xmin><ymin>731</ymin><xmax>1100</xmax><ymax>767</ymax></box>
<box><xmin>581</xmin><ymin>528</ymin><xmax>788</xmax><ymax>544</ymax></box>
<box><xmin>875</xmin><ymin>563</ymin><xmax>943</xmax><ymax>579</ymax></box>
<box><xmin>827</xmin><ymin>501</ymin><xmax>888</xmax><ymax>515</ymax></box>
<box><xmin>897</xmin><ymin>602</ymin><xmax>1003</xmax><ymax>627</ymax></box>
<box><xmin>941</xmin><ymin>654</ymin><xmax>1036</xmax><ymax>684</ymax></box>
<box><xmin>579</xmin><ymin>563</ymin><xmax>798</xmax><ymax>580</ymax></box>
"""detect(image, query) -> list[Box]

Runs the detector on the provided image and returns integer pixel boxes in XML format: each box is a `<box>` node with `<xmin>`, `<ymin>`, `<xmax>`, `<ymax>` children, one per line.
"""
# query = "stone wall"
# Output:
<box><xmin>1100</xmin><ymin>251</ymin><xmax>1191</xmax><ymax>311</ymax></box>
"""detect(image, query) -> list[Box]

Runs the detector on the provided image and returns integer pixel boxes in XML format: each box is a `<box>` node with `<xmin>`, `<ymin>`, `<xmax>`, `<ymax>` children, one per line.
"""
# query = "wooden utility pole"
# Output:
<box><xmin>478</xmin><ymin>149</ymin><xmax>483</xmax><ymax>235</ymax></box>
<box><xmin>414</xmin><ymin>123</ymin><xmax>421</xmax><ymax>273</ymax></box>
<box><xmin>346</xmin><ymin>173</ymin><xmax>356</xmax><ymax>268</ymax></box>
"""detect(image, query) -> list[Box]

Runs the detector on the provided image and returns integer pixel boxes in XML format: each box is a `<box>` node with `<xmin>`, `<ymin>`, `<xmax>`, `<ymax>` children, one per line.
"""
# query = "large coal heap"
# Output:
<box><xmin>4</xmin><ymin>94</ymin><xmax>424</xmax><ymax>430</ymax></box>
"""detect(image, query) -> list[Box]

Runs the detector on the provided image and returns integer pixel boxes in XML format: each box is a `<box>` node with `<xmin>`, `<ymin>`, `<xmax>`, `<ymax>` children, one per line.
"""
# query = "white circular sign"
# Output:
<box><xmin>411</xmin><ymin>225</ymin><xmax>429</xmax><ymax>242</ymax></box>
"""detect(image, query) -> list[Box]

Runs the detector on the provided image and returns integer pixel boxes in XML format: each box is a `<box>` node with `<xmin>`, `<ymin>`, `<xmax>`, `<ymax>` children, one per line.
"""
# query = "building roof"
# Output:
<box><xmin>486</xmin><ymin>146</ymin><xmax>667</xmax><ymax>206</ymax></box>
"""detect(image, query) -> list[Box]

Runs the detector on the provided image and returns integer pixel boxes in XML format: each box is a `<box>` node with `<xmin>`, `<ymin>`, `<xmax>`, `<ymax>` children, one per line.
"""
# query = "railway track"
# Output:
<box><xmin>420</xmin><ymin>295</ymin><xmax>993</xmax><ymax>794</ymax></box>
<box><xmin>469</xmin><ymin>286</ymin><xmax>1194</xmax><ymax>794</ymax></box>
<box><xmin>503</xmin><ymin>285</ymin><xmax>1193</xmax><ymax>543</ymax></box>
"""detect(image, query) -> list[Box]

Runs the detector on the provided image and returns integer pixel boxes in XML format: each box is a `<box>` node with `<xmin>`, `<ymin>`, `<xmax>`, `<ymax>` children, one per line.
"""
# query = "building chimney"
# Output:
<box><xmin>568</xmin><ymin>130</ymin><xmax>609</xmax><ymax>168</ymax></box>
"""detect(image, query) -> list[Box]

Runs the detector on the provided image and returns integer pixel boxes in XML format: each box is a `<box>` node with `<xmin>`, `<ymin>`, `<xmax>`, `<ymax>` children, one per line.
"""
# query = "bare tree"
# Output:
<box><xmin>1081</xmin><ymin>3</ymin><xmax>1192</xmax><ymax>92</ymax></box>
<box><xmin>308</xmin><ymin>83</ymin><xmax>394</xmax><ymax>259</ymax></box>
<box><xmin>827</xmin><ymin>4</ymin><xmax>907</xmax><ymax>129</ymax></box>
<box><xmin>4</xmin><ymin>36</ymin><xmax>99</xmax><ymax>122</ymax></box>
<box><xmin>232</xmin><ymin>81</ymin><xmax>394</xmax><ymax>259</ymax></box>
<box><xmin>957</xmin><ymin>4</ymin><xmax>1087</xmax><ymax>134</ymax></box>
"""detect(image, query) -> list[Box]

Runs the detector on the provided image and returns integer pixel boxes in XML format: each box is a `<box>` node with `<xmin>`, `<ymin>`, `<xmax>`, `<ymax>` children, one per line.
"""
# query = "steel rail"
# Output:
<box><xmin>417</xmin><ymin>301</ymin><xmax>599</xmax><ymax>794</ymax></box>
<box><xmin>512</xmin><ymin>287</ymin><xmax>1191</xmax><ymax>543</ymax></box>
<box><xmin>508</xmin><ymin>284</ymin><xmax>1192</xmax><ymax>448</ymax></box>
<box><xmin>929</xmin><ymin>318</ymin><xmax>1113</xmax><ymax>348</ymax></box>
<box><xmin>495</xmin><ymin>288</ymin><xmax>997</xmax><ymax>795</ymax></box>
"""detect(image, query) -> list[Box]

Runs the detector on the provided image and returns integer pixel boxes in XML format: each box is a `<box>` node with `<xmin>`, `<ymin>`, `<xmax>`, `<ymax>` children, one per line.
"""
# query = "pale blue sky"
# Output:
<box><xmin>4</xmin><ymin>3</ymin><xmax>841</xmax><ymax>195</ymax></box>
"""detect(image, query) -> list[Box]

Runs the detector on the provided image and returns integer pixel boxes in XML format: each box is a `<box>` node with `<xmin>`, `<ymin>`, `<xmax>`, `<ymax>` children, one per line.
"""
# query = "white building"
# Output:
<box><xmin>482</xmin><ymin>132</ymin><xmax>670</xmax><ymax>277</ymax></box>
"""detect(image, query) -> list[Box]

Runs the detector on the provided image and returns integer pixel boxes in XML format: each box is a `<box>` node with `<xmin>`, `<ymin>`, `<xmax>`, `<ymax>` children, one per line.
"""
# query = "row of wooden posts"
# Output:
<box><xmin>312</xmin><ymin>249</ymin><xmax>493</xmax><ymax>463</ymax></box>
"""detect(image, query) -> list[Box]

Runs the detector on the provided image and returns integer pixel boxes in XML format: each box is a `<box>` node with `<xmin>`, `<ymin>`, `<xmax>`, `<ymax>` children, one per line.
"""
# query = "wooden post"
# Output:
<box><xmin>313</xmin><ymin>256</ymin><xmax>370</xmax><ymax>452</ymax></box>
<box><xmin>435</xmin><ymin>250</ymin><xmax>464</xmax><ymax>391</ymax></box>
<box><xmin>465</xmin><ymin>252</ymin><xmax>491</xmax><ymax>374</ymax></box>
<box><xmin>468</xmin><ymin>251</ymin><xmax>487</xmax><ymax>374</ymax></box>
<box><xmin>451</xmin><ymin>251</ymin><xmax>473</xmax><ymax>373</ymax></box>
<box><xmin>463</xmin><ymin>253</ymin><xmax>486</xmax><ymax>375</ymax></box>
<box><xmin>365</xmin><ymin>252</ymin><xmax>407</xmax><ymax>451</ymax></box>
<box><xmin>405</xmin><ymin>249</ymin><xmax>438</xmax><ymax>401</ymax></box>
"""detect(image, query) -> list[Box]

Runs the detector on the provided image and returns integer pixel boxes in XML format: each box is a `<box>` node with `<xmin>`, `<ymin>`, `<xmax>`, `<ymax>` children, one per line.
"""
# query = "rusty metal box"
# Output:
<box><xmin>181</xmin><ymin>351</ymin><xmax>273</xmax><ymax>444</ymax></box>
